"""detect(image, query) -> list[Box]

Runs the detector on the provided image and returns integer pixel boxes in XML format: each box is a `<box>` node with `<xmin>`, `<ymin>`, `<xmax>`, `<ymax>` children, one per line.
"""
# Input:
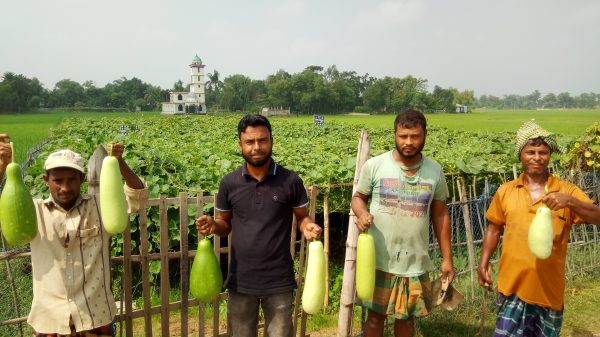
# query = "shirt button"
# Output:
<box><xmin>67</xmin><ymin>253</ymin><xmax>71</xmax><ymax>256</ymax></box>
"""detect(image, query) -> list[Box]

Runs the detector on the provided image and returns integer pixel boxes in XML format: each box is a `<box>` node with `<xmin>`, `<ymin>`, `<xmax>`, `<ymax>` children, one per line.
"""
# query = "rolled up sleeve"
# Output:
<box><xmin>124</xmin><ymin>182</ymin><xmax>149</xmax><ymax>214</ymax></box>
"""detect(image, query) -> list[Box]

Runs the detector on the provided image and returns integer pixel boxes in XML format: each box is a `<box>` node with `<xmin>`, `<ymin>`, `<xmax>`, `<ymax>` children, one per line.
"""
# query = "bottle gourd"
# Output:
<box><xmin>528</xmin><ymin>205</ymin><xmax>553</xmax><ymax>259</ymax></box>
<box><xmin>0</xmin><ymin>142</ymin><xmax>37</xmax><ymax>246</ymax></box>
<box><xmin>99</xmin><ymin>153</ymin><xmax>128</xmax><ymax>234</ymax></box>
<box><xmin>302</xmin><ymin>240</ymin><xmax>326</xmax><ymax>314</ymax></box>
<box><xmin>190</xmin><ymin>237</ymin><xmax>223</xmax><ymax>302</ymax></box>
<box><xmin>356</xmin><ymin>231</ymin><xmax>376</xmax><ymax>301</ymax></box>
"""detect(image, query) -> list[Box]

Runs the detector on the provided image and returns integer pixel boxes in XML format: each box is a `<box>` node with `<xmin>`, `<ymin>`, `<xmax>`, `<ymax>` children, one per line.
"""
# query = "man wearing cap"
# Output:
<box><xmin>0</xmin><ymin>134</ymin><xmax>148</xmax><ymax>337</ymax></box>
<box><xmin>477</xmin><ymin>121</ymin><xmax>600</xmax><ymax>337</ymax></box>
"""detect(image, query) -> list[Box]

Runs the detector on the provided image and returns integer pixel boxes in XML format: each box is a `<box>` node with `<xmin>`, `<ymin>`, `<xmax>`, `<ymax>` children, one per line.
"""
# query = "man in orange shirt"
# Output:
<box><xmin>478</xmin><ymin>120</ymin><xmax>600</xmax><ymax>336</ymax></box>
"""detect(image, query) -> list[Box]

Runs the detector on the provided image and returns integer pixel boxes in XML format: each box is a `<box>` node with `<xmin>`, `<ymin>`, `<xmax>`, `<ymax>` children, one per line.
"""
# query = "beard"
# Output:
<box><xmin>242</xmin><ymin>150</ymin><xmax>272</xmax><ymax>168</ymax></box>
<box><xmin>395</xmin><ymin>141</ymin><xmax>425</xmax><ymax>159</ymax></box>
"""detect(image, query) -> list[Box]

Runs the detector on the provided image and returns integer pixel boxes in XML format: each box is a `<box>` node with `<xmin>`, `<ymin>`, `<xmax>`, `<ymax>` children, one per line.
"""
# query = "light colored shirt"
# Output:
<box><xmin>486</xmin><ymin>173</ymin><xmax>593</xmax><ymax>310</ymax></box>
<box><xmin>27</xmin><ymin>184</ymin><xmax>148</xmax><ymax>334</ymax></box>
<box><xmin>356</xmin><ymin>151</ymin><xmax>449</xmax><ymax>276</ymax></box>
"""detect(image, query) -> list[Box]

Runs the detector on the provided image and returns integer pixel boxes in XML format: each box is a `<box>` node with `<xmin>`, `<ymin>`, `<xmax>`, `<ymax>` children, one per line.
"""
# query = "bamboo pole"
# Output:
<box><xmin>196</xmin><ymin>195</ymin><xmax>206</xmax><ymax>337</ymax></box>
<box><xmin>159</xmin><ymin>195</ymin><xmax>171</xmax><ymax>336</ymax></box>
<box><xmin>457</xmin><ymin>177</ymin><xmax>476</xmax><ymax>298</ymax></box>
<box><xmin>212</xmin><ymin>194</ymin><xmax>221</xmax><ymax>337</ymax></box>
<box><xmin>323</xmin><ymin>191</ymin><xmax>330</xmax><ymax>308</ymax></box>
<box><xmin>138</xmin><ymin>200</ymin><xmax>153</xmax><ymax>337</ymax></box>
<box><xmin>123</xmin><ymin>213</ymin><xmax>134</xmax><ymax>337</ymax></box>
<box><xmin>1</xmin><ymin>234</ymin><xmax>24</xmax><ymax>337</ymax></box>
<box><xmin>180</xmin><ymin>192</ymin><xmax>190</xmax><ymax>337</ymax></box>
<box><xmin>338</xmin><ymin>130</ymin><xmax>371</xmax><ymax>337</ymax></box>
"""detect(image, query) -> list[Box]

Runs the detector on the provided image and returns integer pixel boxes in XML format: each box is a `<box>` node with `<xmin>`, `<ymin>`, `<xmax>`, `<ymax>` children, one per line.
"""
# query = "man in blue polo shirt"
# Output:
<box><xmin>195</xmin><ymin>114</ymin><xmax>322</xmax><ymax>337</ymax></box>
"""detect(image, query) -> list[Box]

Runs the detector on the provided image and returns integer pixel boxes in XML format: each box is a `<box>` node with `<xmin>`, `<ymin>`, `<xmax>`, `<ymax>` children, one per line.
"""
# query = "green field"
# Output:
<box><xmin>287</xmin><ymin>109</ymin><xmax>600</xmax><ymax>136</ymax></box>
<box><xmin>1</xmin><ymin>109</ymin><xmax>597</xmax><ymax>165</ymax></box>
<box><xmin>0</xmin><ymin>111</ymin><xmax>160</xmax><ymax>163</ymax></box>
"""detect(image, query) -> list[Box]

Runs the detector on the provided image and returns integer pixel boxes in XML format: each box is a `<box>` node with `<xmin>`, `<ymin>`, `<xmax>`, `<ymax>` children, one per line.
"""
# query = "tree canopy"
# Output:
<box><xmin>0</xmin><ymin>67</ymin><xmax>597</xmax><ymax>114</ymax></box>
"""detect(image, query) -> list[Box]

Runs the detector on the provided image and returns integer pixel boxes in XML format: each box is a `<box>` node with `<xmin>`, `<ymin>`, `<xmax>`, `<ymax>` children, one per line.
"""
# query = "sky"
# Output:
<box><xmin>1</xmin><ymin>0</ymin><xmax>599</xmax><ymax>97</ymax></box>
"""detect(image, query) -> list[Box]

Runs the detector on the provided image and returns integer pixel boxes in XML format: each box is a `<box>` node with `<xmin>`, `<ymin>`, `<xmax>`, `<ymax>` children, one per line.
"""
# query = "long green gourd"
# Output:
<box><xmin>356</xmin><ymin>231</ymin><xmax>376</xmax><ymax>301</ymax></box>
<box><xmin>99</xmin><ymin>149</ymin><xmax>128</xmax><ymax>234</ymax></box>
<box><xmin>302</xmin><ymin>240</ymin><xmax>326</xmax><ymax>314</ymax></box>
<box><xmin>528</xmin><ymin>204</ymin><xmax>553</xmax><ymax>259</ymax></box>
<box><xmin>190</xmin><ymin>237</ymin><xmax>223</xmax><ymax>302</ymax></box>
<box><xmin>0</xmin><ymin>142</ymin><xmax>37</xmax><ymax>246</ymax></box>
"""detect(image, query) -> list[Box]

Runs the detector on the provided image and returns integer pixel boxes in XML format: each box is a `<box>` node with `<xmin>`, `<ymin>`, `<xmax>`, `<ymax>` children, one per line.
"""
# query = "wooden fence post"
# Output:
<box><xmin>338</xmin><ymin>130</ymin><xmax>371</xmax><ymax>337</ymax></box>
<box><xmin>323</xmin><ymin>191</ymin><xmax>330</xmax><ymax>308</ymax></box>
<box><xmin>457</xmin><ymin>177</ymin><xmax>476</xmax><ymax>298</ymax></box>
<box><xmin>87</xmin><ymin>145</ymin><xmax>107</xmax><ymax>195</ymax></box>
<box><xmin>180</xmin><ymin>192</ymin><xmax>190</xmax><ymax>337</ymax></box>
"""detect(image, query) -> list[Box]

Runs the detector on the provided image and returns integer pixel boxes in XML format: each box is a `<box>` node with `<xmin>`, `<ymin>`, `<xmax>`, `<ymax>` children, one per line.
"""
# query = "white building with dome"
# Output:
<box><xmin>161</xmin><ymin>55</ymin><xmax>207</xmax><ymax>115</ymax></box>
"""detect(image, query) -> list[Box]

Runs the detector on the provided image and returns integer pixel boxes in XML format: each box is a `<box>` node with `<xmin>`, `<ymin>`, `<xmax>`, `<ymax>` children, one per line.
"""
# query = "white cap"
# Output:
<box><xmin>44</xmin><ymin>149</ymin><xmax>85</xmax><ymax>173</ymax></box>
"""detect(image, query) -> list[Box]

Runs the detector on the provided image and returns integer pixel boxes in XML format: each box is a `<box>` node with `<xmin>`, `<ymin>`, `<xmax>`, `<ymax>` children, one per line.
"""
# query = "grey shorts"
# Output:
<box><xmin>227</xmin><ymin>291</ymin><xmax>294</xmax><ymax>337</ymax></box>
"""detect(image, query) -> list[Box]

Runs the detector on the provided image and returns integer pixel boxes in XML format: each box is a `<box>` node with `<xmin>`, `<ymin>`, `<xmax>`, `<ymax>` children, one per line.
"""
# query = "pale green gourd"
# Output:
<box><xmin>356</xmin><ymin>231</ymin><xmax>376</xmax><ymax>301</ymax></box>
<box><xmin>0</xmin><ymin>142</ymin><xmax>37</xmax><ymax>246</ymax></box>
<box><xmin>99</xmin><ymin>155</ymin><xmax>128</xmax><ymax>234</ymax></box>
<box><xmin>302</xmin><ymin>240</ymin><xmax>326</xmax><ymax>314</ymax></box>
<box><xmin>190</xmin><ymin>237</ymin><xmax>223</xmax><ymax>302</ymax></box>
<box><xmin>528</xmin><ymin>205</ymin><xmax>553</xmax><ymax>259</ymax></box>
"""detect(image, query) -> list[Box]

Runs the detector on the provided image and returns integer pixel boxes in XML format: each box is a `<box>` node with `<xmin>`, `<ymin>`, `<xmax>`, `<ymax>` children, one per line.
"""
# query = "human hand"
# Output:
<box><xmin>355</xmin><ymin>213</ymin><xmax>373</xmax><ymax>232</ymax></box>
<box><xmin>441</xmin><ymin>258</ymin><xmax>455</xmax><ymax>284</ymax></box>
<box><xmin>0</xmin><ymin>134</ymin><xmax>11</xmax><ymax>169</ymax></box>
<box><xmin>477</xmin><ymin>263</ymin><xmax>493</xmax><ymax>291</ymax></box>
<box><xmin>195</xmin><ymin>215</ymin><xmax>216</xmax><ymax>235</ymax></box>
<box><xmin>542</xmin><ymin>192</ymin><xmax>572</xmax><ymax>211</ymax></box>
<box><xmin>106</xmin><ymin>142</ymin><xmax>125</xmax><ymax>158</ymax></box>
<box><xmin>302</xmin><ymin>222</ymin><xmax>322</xmax><ymax>241</ymax></box>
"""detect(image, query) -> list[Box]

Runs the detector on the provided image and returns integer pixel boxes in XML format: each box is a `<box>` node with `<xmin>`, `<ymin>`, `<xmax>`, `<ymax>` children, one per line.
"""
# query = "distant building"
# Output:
<box><xmin>162</xmin><ymin>55</ymin><xmax>207</xmax><ymax>115</ymax></box>
<box><xmin>455</xmin><ymin>104</ymin><xmax>468</xmax><ymax>113</ymax></box>
<box><xmin>260</xmin><ymin>106</ymin><xmax>291</xmax><ymax>117</ymax></box>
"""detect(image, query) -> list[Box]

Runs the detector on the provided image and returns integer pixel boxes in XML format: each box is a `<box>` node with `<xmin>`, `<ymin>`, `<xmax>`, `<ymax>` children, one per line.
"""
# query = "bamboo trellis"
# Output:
<box><xmin>0</xmin><ymin>147</ymin><xmax>325</xmax><ymax>337</ymax></box>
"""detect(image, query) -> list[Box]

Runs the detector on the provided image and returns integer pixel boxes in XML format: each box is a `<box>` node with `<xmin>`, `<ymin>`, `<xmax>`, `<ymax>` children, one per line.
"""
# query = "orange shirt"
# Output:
<box><xmin>486</xmin><ymin>173</ymin><xmax>593</xmax><ymax>310</ymax></box>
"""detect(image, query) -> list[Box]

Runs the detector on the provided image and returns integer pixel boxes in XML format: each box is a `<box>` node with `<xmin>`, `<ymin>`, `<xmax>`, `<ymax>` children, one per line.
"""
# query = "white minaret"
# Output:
<box><xmin>161</xmin><ymin>54</ymin><xmax>207</xmax><ymax>115</ymax></box>
<box><xmin>188</xmin><ymin>55</ymin><xmax>206</xmax><ymax>113</ymax></box>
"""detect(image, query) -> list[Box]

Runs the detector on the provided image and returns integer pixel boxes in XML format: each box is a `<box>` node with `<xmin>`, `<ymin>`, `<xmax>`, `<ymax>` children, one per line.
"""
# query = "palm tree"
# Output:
<box><xmin>205</xmin><ymin>70</ymin><xmax>224</xmax><ymax>92</ymax></box>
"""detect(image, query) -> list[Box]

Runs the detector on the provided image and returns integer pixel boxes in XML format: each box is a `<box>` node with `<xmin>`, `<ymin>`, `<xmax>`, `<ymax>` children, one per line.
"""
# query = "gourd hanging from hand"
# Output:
<box><xmin>356</xmin><ymin>231</ymin><xmax>376</xmax><ymax>301</ymax></box>
<box><xmin>302</xmin><ymin>240</ymin><xmax>326</xmax><ymax>314</ymax></box>
<box><xmin>190</xmin><ymin>237</ymin><xmax>223</xmax><ymax>302</ymax></box>
<box><xmin>528</xmin><ymin>204</ymin><xmax>553</xmax><ymax>259</ymax></box>
<box><xmin>99</xmin><ymin>145</ymin><xmax>128</xmax><ymax>234</ymax></box>
<box><xmin>0</xmin><ymin>142</ymin><xmax>37</xmax><ymax>246</ymax></box>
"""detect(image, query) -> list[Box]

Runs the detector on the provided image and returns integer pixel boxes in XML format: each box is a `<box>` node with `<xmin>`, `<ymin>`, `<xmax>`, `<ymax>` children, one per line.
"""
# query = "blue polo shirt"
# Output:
<box><xmin>216</xmin><ymin>160</ymin><xmax>309</xmax><ymax>295</ymax></box>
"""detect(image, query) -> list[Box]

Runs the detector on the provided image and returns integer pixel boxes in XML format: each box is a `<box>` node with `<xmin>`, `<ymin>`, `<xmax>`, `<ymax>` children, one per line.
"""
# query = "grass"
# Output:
<box><xmin>284</xmin><ymin>109</ymin><xmax>600</xmax><ymax>136</ymax></box>
<box><xmin>303</xmin><ymin>273</ymin><xmax>600</xmax><ymax>337</ymax></box>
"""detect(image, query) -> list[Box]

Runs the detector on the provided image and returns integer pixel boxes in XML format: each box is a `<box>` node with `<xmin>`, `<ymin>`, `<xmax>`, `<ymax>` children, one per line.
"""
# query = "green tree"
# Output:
<box><xmin>432</xmin><ymin>86</ymin><xmax>455</xmax><ymax>112</ymax></box>
<box><xmin>0</xmin><ymin>72</ymin><xmax>45</xmax><ymax>112</ymax></box>
<box><xmin>205</xmin><ymin>70</ymin><xmax>224</xmax><ymax>108</ymax></box>
<box><xmin>265</xmin><ymin>69</ymin><xmax>293</xmax><ymax>109</ymax></box>
<box><xmin>363</xmin><ymin>77</ymin><xmax>392</xmax><ymax>113</ymax></box>
<box><xmin>50</xmin><ymin>79</ymin><xmax>85</xmax><ymax>107</ymax></box>
<box><xmin>556</xmin><ymin>92</ymin><xmax>575</xmax><ymax>108</ymax></box>
<box><xmin>541</xmin><ymin>93</ymin><xmax>557</xmax><ymax>108</ymax></box>
<box><xmin>219</xmin><ymin>74</ymin><xmax>253</xmax><ymax>111</ymax></box>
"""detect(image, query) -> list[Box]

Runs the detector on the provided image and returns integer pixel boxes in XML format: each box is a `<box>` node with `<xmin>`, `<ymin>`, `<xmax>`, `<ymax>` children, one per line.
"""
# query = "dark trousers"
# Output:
<box><xmin>227</xmin><ymin>291</ymin><xmax>294</xmax><ymax>337</ymax></box>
